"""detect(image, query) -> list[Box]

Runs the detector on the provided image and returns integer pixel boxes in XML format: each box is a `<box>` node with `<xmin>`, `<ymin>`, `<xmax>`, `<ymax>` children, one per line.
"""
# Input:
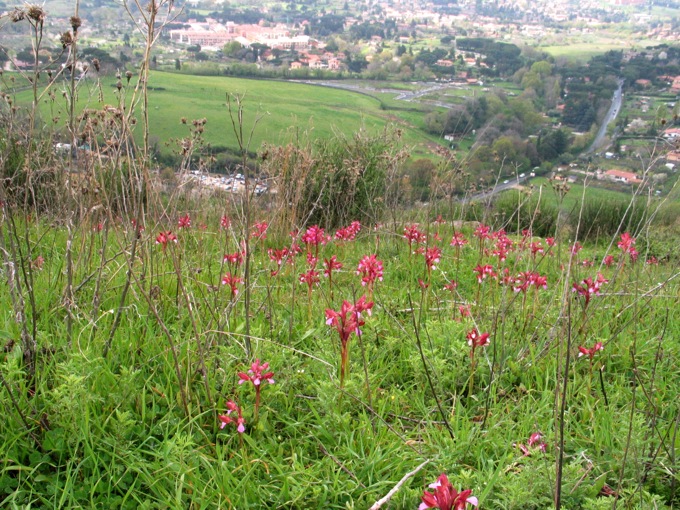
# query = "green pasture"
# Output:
<box><xmin>540</xmin><ymin>42</ymin><xmax>629</xmax><ymax>62</ymax></box>
<box><xmin>527</xmin><ymin>176</ymin><xmax>639</xmax><ymax>211</ymax></box>
<box><xmin>17</xmin><ymin>71</ymin><xmax>443</xmax><ymax>156</ymax></box>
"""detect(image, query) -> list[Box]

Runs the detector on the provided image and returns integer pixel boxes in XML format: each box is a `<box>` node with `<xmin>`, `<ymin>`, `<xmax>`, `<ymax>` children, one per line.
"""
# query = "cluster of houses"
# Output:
<box><xmin>169</xmin><ymin>20</ymin><xmax>317</xmax><ymax>52</ymax></box>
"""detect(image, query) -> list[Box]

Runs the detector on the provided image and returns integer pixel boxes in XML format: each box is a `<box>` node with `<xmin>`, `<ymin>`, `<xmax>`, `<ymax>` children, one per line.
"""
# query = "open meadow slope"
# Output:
<box><xmin>21</xmin><ymin>71</ymin><xmax>443</xmax><ymax>158</ymax></box>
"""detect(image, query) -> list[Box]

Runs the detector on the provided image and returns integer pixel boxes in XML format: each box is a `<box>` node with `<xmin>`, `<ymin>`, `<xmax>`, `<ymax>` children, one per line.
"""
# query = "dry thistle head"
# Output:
<box><xmin>10</xmin><ymin>8</ymin><xmax>25</xmax><ymax>22</ymax></box>
<box><xmin>146</xmin><ymin>0</ymin><xmax>158</xmax><ymax>15</ymax></box>
<box><xmin>26</xmin><ymin>4</ymin><xmax>46</xmax><ymax>23</ymax></box>
<box><xmin>115</xmin><ymin>80</ymin><xmax>122</xmax><ymax>91</ymax></box>
<box><xmin>60</xmin><ymin>31</ymin><xmax>73</xmax><ymax>49</ymax></box>
<box><xmin>125</xmin><ymin>70</ymin><xmax>133</xmax><ymax>82</ymax></box>
<box><xmin>92</xmin><ymin>58</ymin><xmax>100</xmax><ymax>72</ymax></box>
<box><xmin>70</xmin><ymin>15</ymin><xmax>81</xmax><ymax>32</ymax></box>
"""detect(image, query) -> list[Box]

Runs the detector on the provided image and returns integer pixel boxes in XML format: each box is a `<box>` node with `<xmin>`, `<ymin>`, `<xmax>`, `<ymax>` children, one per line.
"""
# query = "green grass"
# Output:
<box><xmin>528</xmin><ymin>176</ymin><xmax>639</xmax><ymax>211</ymax></box>
<box><xmin>1</xmin><ymin>186</ymin><xmax>679</xmax><ymax>508</ymax></box>
<box><xmin>13</xmin><ymin>71</ymin><xmax>442</xmax><ymax>156</ymax></box>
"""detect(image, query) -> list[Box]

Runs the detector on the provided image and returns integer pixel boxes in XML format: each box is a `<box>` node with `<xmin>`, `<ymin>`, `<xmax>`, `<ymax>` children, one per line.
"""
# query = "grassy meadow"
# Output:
<box><xmin>18</xmin><ymin>71</ymin><xmax>444</xmax><ymax>159</ymax></box>
<box><xmin>1</xmin><ymin>192</ymin><xmax>679</xmax><ymax>508</ymax></box>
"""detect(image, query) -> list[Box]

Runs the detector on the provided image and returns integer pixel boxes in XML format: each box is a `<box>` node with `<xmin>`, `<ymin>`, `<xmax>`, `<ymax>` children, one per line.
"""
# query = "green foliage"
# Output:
<box><xmin>571</xmin><ymin>197</ymin><xmax>648</xmax><ymax>241</ymax></box>
<box><xmin>493</xmin><ymin>190</ymin><xmax>559</xmax><ymax>237</ymax></box>
<box><xmin>296</xmin><ymin>128</ymin><xmax>405</xmax><ymax>228</ymax></box>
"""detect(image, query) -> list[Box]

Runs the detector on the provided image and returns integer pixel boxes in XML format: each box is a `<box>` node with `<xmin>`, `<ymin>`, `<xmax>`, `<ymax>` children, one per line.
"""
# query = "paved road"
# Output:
<box><xmin>585</xmin><ymin>78</ymin><xmax>624</xmax><ymax>154</ymax></box>
<box><xmin>463</xmin><ymin>175</ymin><xmax>531</xmax><ymax>203</ymax></box>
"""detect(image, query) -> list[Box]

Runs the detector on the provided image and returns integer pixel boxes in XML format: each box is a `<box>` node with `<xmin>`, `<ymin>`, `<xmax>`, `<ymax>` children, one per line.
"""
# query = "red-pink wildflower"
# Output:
<box><xmin>238</xmin><ymin>359</ymin><xmax>275</xmax><ymax>388</ymax></box>
<box><xmin>299</xmin><ymin>269</ymin><xmax>320</xmax><ymax>290</ymax></box>
<box><xmin>323</xmin><ymin>255</ymin><xmax>343</xmax><ymax>277</ymax></box>
<box><xmin>581</xmin><ymin>258</ymin><xmax>594</xmax><ymax>267</ymax></box>
<box><xmin>647</xmin><ymin>256</ymin><xmax>658</xmax><ymax>265</ymax></box>
<box><xmin>221</xmin><ymin>272</ymin><xmax>243</xmax><ymax>298</ymax></box>
<box><xmin>450</xmin><ymin>232</ymin><xmax>468</xmax><ymax>248</ymax></box>
<box><xmin>578</xmin><ymin>342</ymin><xmax>604</xmax><ymax>360</ymax></box>
<box><xmin>155</xmin><ymin>231</ymin><xmax>177</xmax><ymax>250</ymax></box>
<box><xmin>306</xmin><ymin>251</ymin><xmax>319</xmax><ymax>268</ymax></box>
<box><xmin>268</xmin><ymin>247</ymin><xmax>290</xmax><ymax>274</ymax></box>
<box><xmin>571</xmin><ymin>242</ymin><xmax>583</xmax><ymax>255</ymax></box>
<box><xmin>404</xmin><ymin>224</ymin><xmax>426</xmax><ymax>251</ymax></box>
<box><xmin>220</xmin><ymin>215</ymin><xmax>231</xmax><ymax>229</ymax></box>
<box><xmin>218</xmin><ymin>400</ymin><xmax>246</xmax><ymax>434</ymax></box>
<box><xmin>443</xmin><ymin>280</ymin><xmax>458</xmax><ymax>292</ymax></box>
<box><xmin>498</xmin><ymin>267</ymin><xmax>512</xmax><ymax>286</ymax></box>
<box><xmin>517</xmin><ymin>432</ymin><xmax>547</xmax><ymax>456</ymax></box>
<box><xmin>131</xmin><ymin>218</ymin><xmax>145</xmax><ymax>233</ymax></box>
<box><xmin>93</xmin><ymin>222</ymin><xmax>103</xmax><ymax>232</ymax></box>
<box><xmin>301</xmin><ymin>225</ymin><xmax>330</xmax><ymax>249</ymax></box>
<box><xmin>617</xmin><ymin>232</ymin><xmax>635</xmax><ymax>253</ymax></box>
<box><xmin>473</xmin><ymin>224</ymin><xmax>492</xmax><ymax>240</ymax></box>
<box><xmin>178</xmin><ymin>214</ymin><xmax>191</xmax><ymax>229</ymax></box>
<box><xmin>458</xmin><ymin>304</ymin><xmax>471</xmax><ymax>319</ymax></box>
<box><xmin>572</xmin><ymin>273</ymin><xmax>608</xmax><ymax>308</ymax></box>
<box><xmin>239</xmin><ymin>359</ymin><xmax>275</xmax><ymax>420</ymax></box>
<box><xmin>357</xmin><ymin>254</ymin><xmax>383</xmax><ymax>288</ymax></box>
<box><xmin>251</xmin><ymin>221</ymin><xmax>268</xmax><ymax>240</ymax></box>
<box><xmin>513</xmin><ymin>271</ymin><xmax>548</xmax><ymax>293</ymax></box>
<box><xmin>603</xmin><ymin>254</ymin><xmax>615</xmax><ymax>267</ymax></box>
<box><xmin>419</xmin><ymin>473</ymin><xmax>478</xmax><ymax>510</ymax></box>
<box><xmin>530</xmin><ymin>242</ymin><xmax>544</xmax><ymax>258</ymax></box>
<box><xmin>492</xmin><ymin>245</ymin><xmax>509</xmax><ymax>263</ymax></box>
<box><xmin>466</xmin><ymin>328</ymin><xmax>490</xmax><ymax>352</ymax></box>
<box><xmin>334</xmin><ymin>221</ymin><xmax>362</xmax><ymax>242</ymax></box>
<box><xmin>223</xmin><ymin>251</ymin><xmax>244</xmax><ymax>267</ymax></box>
<box><xmin>473</xmin><ymin>264</ymin><xmax>496</xmax><ymax>283</ymax></box>
<box><xmin>325</xmin><ymin>297</ymin><xmax>374</xmax><ymax>386</ymax></box>
<box><xmin>425</xmin><ymin>246</ymin><xmax>442</xmax><ymax>271</ymax></box>
<box><xmin>418</xmin><ymin>278</ymin><xmax>429</xmax><ymax>289</ymax></box>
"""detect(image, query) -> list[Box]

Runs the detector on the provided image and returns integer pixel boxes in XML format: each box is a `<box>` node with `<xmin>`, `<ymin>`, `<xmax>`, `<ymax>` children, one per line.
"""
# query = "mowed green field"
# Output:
<box><xmin>528</xmin><ymin>176</ymin><xmax>644</xmax><ymax>210</ymax></box>
<box><xmin>25</xmin><ymin>71</ymin><xmax>442</xmax><ymax>157</ymax></box>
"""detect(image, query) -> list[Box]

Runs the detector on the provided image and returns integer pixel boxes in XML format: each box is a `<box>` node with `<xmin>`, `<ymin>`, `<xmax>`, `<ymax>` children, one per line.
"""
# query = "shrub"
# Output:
<box><xmin>492</xmin><ymin>190</ymin><xmax>559</xmax><ymax>237</ymax></box>
<box><xmin>570</xmin><ymin>197</ymin><xmax>648</xmax><ymax>242</ymax></box>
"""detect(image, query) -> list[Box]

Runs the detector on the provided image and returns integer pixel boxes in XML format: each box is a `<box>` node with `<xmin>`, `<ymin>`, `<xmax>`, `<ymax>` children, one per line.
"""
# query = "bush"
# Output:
<box><xmin>569</xmin><ymin>197</ymin><xmax>648</xmax><ymax>242</ymax></box>
<box><xmin>492</xmin><ymin>190</ymin><xmax>559</xmax><ymax>237</ymax></box>
<box><xmin>265</xmin><ymin>128</ymin><xmax>406</xmax><ymax>230</ymax></box>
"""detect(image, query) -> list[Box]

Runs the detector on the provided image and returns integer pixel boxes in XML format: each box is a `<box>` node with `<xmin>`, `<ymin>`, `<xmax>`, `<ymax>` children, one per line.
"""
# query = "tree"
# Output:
<box><xmin>223</xmin><ymin>41</ymin><xmax>243</xmax><ymax>57</ymax></box>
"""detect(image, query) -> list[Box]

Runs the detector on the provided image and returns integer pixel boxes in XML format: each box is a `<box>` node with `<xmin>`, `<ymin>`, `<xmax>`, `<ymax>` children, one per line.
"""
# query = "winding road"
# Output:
<box><xmin>584</xmin><ymin>78</ymin><xmax>624</xmax><ymax>154</ymax></box>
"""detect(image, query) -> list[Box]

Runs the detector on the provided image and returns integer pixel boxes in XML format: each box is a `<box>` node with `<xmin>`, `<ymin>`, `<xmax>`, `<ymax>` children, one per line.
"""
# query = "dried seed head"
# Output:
<box><xmin>10</xmin><ymin>8</ymin><xmax>25</xmax><ymax>22</ymax></box>
<box><xmin>116</xmin><ymin>80</ymin><xmax>122</xmax><ymax>90</ymax></box>
<box><xmin>92</xmin><ymin>59</ymin><xmax>100</xmax><ymax>72</ymax></box>
<box><xmin>60</xmin><ymin>31</ymin><xmax>73</xmax><ymax>48</ymax></box>
<box><xmin>26</xmin><ymin>5</ymin><xmax>46</xmax><ymax>23</ymax></box>
<box><xmin>125</xmin><ymin>70</ymin><xmax>133</xmax><ymax>82</ymax></box>
<box><xmin>70</xmin><ymin>15</ymin><xmax>81</xmax><ymax>32</ymax></box>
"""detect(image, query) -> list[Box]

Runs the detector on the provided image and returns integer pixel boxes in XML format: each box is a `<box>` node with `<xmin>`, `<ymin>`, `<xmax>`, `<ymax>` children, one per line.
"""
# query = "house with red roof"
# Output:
<box><xmin>604</xmin><ymin>169</ymin><xmax>642</xmax><ymax>184</ymax></box>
